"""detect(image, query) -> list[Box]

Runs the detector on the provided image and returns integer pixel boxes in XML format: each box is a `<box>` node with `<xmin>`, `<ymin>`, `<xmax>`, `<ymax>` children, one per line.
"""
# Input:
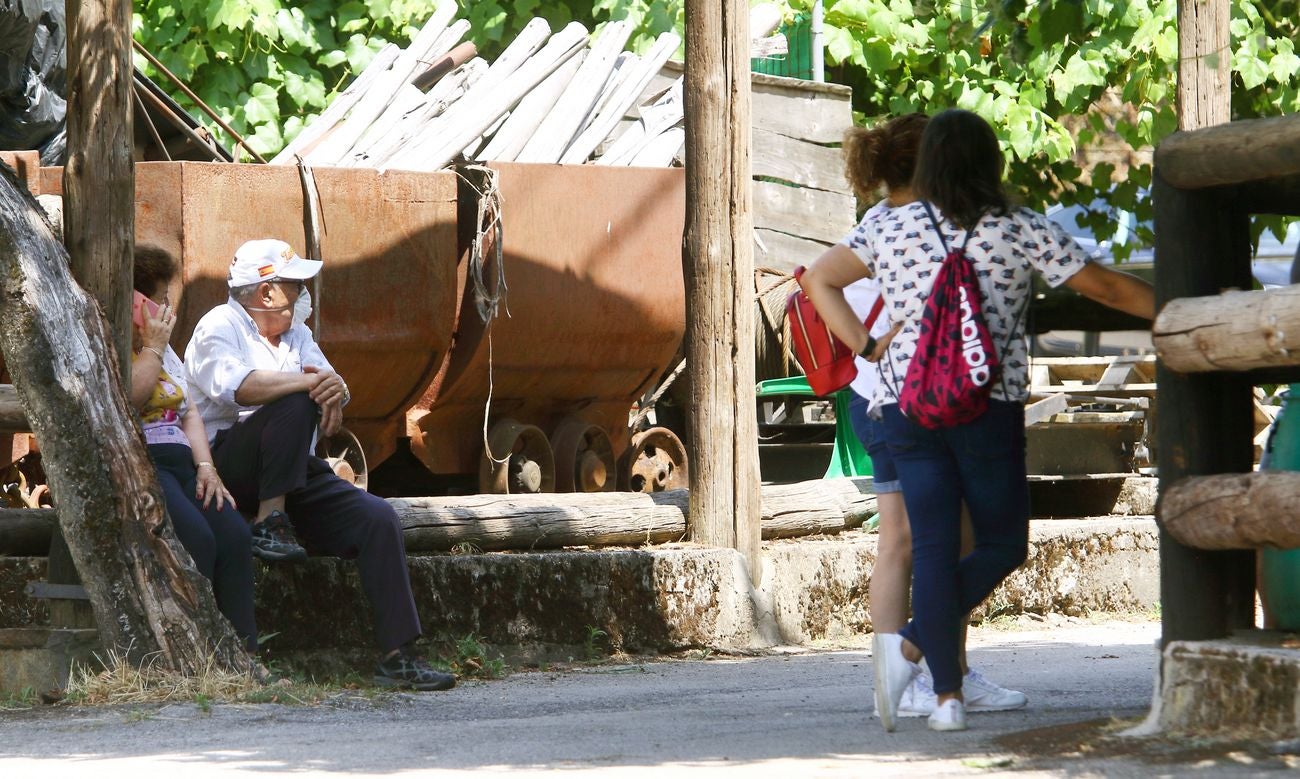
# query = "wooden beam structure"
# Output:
<box><xmin>1154</xmin><ymin>286</ymin><xmax>1300</xmax><ymax>373</ymax></box>
<box><xmin>1154</xmin><ymin>173</ymin><xmax>1257</xmax><ymax>644</ymax></box>
<box><xmin>1156</xmin><ymin>115</ymin><xmax>1300</xmax><ymax>191</ymax></box>
<box><xmin>1153</xmin><ymin>0</ymin><xmax>1252</xmax><ymax>649</ymax></box>
<box><xmin>1163</xmin><ymin>472</ymin><xmax>1300</xmax><ymax>550</ymax></box>
<box><xmin>682</xmin><ymin>0</ymin><xmax>762</xmax><ymax>583</ymax></box>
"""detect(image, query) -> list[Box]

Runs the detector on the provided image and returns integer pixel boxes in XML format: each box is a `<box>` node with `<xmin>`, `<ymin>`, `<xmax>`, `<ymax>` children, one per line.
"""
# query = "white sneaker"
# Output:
<box><xmin>872</xmin><ymin>633</ymin><xmax>919</xmax><ymax>732</ymax></box>
<box><xmin>963</xmin><ymin>668</ymin><xmax>1028</xmax><ymax>712</ymax></box>
<box><xmin>894</xmin><ymin>667</ymin><xmax>1026</xmax><ymax>716</ymax></box>
<box><xmin>928</xmin><ymin>698</ymin><xmax>968</xmax><ymax>731</ymax></box>
<box><xmin>898</xmin><ymin>671</ymin><xmax>937</xmax><ymax>717</ymax></box>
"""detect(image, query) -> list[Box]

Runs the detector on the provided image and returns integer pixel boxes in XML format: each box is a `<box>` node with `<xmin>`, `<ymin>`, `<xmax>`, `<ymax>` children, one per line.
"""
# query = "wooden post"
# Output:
<box><xmin>1155</xmin><ymin>0</ymin><xmax>1246</xmax><ymax>648</ymax></box>
<box><xmin>1154</xmin><ymin>173</ymin><xmax>1256</xmax><ymax>645</ymax></box>
<box><xmin>1177</xmin><ymin>0</ymin><xmax>1231</xmax><ymax>130</ymax></box>
<box><xmin>64</xmin><ymin>0</ymin><xmax>135</xmax><ymax>382</ymax></box>
<box><xmin>683</xmin><ymin>1</ymin><xmax>762</xmax><ymax>584</ymax></box>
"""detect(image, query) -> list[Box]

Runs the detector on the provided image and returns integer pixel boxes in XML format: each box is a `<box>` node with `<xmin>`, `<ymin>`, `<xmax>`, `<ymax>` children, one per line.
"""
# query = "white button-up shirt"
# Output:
<box><xmin>184</xmin><ymin>298</ymin><xmax>337</xmax><ymax>443</ymax></box>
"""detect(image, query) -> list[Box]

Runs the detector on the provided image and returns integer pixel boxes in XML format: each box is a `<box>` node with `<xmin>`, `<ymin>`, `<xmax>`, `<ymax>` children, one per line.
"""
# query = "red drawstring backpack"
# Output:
<box><xmin>787</xmin><ymin>266</ymin><xmax>885</xmax><ymax>397</ymax></box>
<box><xmin>897</xmin><ymin>203</ymin><xmax>999</xmax><ymax>428</ymax></box>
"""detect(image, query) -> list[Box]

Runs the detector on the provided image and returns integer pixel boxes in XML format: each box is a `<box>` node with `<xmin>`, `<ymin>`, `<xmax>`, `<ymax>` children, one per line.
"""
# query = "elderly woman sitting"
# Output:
<box><xmin>130</xmin><ymin>245</ymin><xmax>258</xmax><ymax>654</ymax></box>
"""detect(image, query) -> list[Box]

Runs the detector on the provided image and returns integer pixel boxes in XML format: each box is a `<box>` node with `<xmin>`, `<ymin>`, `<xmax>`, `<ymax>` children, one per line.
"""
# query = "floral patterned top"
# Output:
<box><xmin>845</xmin><ymin>201</ymin><xmax>1092</xmax><ymax>410</ymax></box>
<box><xmin>134</xmin><ymin>345</ymin><xmax>190</xmax><ymax>447</ymax></box>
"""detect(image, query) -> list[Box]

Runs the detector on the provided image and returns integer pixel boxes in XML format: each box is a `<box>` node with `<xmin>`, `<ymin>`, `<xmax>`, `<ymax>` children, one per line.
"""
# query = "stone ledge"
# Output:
<box><xmin>1159</xmin><ymin>633</ymin><xmax>1300</xmax><ymax>738</ymax></box>
<box><xmin>0</xmin><ymin>518</ymin><xmax>1161</xmax><ymax>661</ymax></box>
<box><xmin>0</xmin><ymin>628</ymin><xmax>99</xmax><ymax>696</ymax></box>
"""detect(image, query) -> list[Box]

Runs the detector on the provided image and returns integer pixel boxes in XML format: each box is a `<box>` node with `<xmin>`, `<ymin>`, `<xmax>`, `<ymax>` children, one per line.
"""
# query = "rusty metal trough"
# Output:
<box><xmin>5</xmin><ymin>159</ymin><xmax>687</xmax><ymax>494</ymax></box>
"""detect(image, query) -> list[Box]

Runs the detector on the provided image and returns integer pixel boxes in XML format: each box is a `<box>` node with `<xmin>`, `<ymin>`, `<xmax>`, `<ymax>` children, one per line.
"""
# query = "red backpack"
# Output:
<box><xmin>787</xmin><ymin>266</ymin><xmax>885</xmax><ymax>397</ymax></box>
<box><xmin>897</xmin><ymin>203</ymin><xmax>999</xmax><ymax>429</ymax></box>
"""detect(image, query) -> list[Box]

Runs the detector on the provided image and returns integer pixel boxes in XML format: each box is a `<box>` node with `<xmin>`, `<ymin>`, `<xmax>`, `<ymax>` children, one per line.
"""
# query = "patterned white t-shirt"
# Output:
<box><xmin>846</xmin><ymin>201</ymin><xmax>1091</xmax><ymax>410</ymax></box>
<box><xmin>839</xmin><ymin>200</ymin><xmax>897</xmax><ymax>400</ymax></box>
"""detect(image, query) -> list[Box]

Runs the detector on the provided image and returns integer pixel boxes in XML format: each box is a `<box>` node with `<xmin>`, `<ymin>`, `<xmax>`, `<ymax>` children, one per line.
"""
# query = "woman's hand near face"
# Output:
<box><xmin>141</xmin><ymin>301</ymin><xmax>176</xmax><ymax>353</ymax></box>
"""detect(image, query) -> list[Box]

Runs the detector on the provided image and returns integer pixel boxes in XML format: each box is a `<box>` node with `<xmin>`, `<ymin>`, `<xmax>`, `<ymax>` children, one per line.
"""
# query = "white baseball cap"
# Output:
<box><xmin>227</xmin><ymin>239</ymin><xmax>322</xmax><ymax>288</ymax></box>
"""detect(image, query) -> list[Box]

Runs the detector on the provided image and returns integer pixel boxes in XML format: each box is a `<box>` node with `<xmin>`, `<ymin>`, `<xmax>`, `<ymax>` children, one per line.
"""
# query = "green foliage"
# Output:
<box><xmin>780</xmin><ymin>0</ymin><xmax>1300</xmax><ymax>256</ymax></box>
<box><xmin>135</xmin><ymin>0</ymin><xmax>1300</xmax><ymax>251</ymax></box>
<box><xmin>431</xmin><ymin>633</ymin><xmax>507</xmax><ymax>679</ymax></box>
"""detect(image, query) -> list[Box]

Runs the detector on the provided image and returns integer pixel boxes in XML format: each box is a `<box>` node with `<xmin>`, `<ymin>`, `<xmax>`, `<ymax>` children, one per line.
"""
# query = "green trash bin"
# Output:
<box><xmin>755</xmin><ymin>376</ymin><xmax>872</xmax><ymax>479</ymax></box>
<box><xmin>1261</xmin><ymin>384</ymin><xmax>1300</xmax><ymax>630</ymax></box>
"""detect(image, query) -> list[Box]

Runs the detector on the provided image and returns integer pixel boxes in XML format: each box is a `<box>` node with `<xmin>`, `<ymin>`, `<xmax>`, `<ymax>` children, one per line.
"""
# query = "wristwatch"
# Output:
<box><xmin>858</xmin><ymin>336</ymin><xmax>878</xmax><ymax>359</ymax></box>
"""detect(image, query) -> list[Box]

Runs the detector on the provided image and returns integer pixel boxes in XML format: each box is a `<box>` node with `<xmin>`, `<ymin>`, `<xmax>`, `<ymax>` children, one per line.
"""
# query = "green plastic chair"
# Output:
<box><xmin>755</xmin><ymin>376</ymin><xmax>873</xmax><ymax>479</ymax></box>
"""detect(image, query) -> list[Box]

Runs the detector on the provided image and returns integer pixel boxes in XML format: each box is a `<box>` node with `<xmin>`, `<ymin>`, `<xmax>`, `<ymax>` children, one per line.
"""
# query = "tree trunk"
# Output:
<box><xmin>1154</xmin><ymin>286</ymin><xmax>1300</xmax><ymax>373</ymax></box>
<box><xmin>0</xmin><ymin>168</ymin><xmax>250</xmax><ymax>673</ymax></box>
<box><xmin>394</xmin><ymin>478</ymin><xmax>874</xmax><ymax>552</ymax></box>
<box><xmin>1162</xmin><ymin>472</ymin><xmax>1300</xmax><ymax>550</ymax></box>
<box><xmin>683</xmin><ymin>0</ymin><xmax>762</xmax><ymax>584</ymax></box>
<box><xmin>64</xmin><ymin>0</ymin><xmax>135</xmax><ymax>383</ymax></box>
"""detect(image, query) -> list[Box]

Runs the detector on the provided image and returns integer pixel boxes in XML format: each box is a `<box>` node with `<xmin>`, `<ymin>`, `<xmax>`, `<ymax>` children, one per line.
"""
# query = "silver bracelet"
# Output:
<box><xmin>141</xmin><ymin>346</ymin><xmax>164</xmax><ymax>360</ymax></box>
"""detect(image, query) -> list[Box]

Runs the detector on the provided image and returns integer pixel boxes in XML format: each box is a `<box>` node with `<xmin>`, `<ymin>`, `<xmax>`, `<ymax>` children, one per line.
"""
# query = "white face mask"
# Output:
<box><xmin>293</xmin><ymin>289</ymin><xmax>313</xmax><ymax>328</ymax></box>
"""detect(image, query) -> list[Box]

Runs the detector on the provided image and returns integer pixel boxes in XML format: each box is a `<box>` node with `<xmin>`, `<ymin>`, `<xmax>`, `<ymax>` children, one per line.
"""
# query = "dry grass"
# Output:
<box><xmin>66</xmin><ymin>648</ymin><xmax>262</xmax><ymax>706</ymax></box>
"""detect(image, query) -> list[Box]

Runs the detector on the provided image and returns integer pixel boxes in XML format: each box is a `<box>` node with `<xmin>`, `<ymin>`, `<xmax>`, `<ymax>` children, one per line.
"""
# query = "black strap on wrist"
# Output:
<box><xmin>858</xmin><ymin>335</ymin><xmax>877</xmax><ymax>359</ymax></box>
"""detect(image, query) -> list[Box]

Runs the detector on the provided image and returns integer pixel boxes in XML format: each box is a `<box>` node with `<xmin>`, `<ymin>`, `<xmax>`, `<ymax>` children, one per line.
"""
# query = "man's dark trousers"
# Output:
<box><xmin>211</xmin><ymin>392</ymin><xmax>421</xmax><ymax>652</ymax></box>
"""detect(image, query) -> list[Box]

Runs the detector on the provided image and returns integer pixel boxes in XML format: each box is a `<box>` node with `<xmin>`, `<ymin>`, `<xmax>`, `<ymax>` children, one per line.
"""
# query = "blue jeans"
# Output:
<box><xmin>881</xmin><ymin>400</ymin><xmax>1030</xmax><ymax>695</ymax></box>
<box><xmin>847</xmin><ymin>393</ymin><xmax>901</xmax><ymax>493</ymax></box>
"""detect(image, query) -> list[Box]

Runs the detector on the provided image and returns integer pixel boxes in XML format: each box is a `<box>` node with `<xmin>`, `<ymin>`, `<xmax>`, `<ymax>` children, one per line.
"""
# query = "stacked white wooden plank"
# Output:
<box><xmin>303</xmin><ymin>3</ymin><xmax>459</xmax><ymax>166</ymax></box>
<box><xmin>268</xmin><ymin>44</ymin><xmax>400</xmax><ymax>165</ymax></box>
<box><xmin>274</xmin><ymin>9</ymin><xmax>689</xmax><ymax>171</ymax></box>
<box><xmin>512</xmin><ymin>20</ymin><xmax>632</xmax><ymax>163</ymax></box>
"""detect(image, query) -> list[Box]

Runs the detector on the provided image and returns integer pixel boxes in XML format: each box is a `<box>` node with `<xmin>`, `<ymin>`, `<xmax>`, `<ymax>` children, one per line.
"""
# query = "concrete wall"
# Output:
<box><xmin>0</xmin><ymin>518</ymin><xmax>1159</xmax><ymax>662</ymax></box>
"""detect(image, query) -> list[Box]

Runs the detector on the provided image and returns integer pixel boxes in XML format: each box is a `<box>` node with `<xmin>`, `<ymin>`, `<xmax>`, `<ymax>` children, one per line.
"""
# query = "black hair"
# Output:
<box><xmin>133</xmin><ymin>244</ymin><xmax>177</xmax><ymax>296</ymax></box>
<box><xmin>912</xmin><ymin>109</ymin><xmax>1009</xmax><ymax>229</ymax></box>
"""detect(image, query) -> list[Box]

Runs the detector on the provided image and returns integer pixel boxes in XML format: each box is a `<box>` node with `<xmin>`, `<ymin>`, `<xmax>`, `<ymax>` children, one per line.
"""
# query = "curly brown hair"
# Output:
<box><xmin>842</xmin><ymin>113</ymin><xmax>929</xmax><ymax>201</ymax></box>
<box><xmin>133</xmin><ymin>244</ymin><xmax>177</xmax><ymax>297</ymax></box>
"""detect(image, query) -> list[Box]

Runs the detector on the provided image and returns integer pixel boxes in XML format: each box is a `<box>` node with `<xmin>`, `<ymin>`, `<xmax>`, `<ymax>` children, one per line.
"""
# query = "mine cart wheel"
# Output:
<box><xmin>619</xmin><ymin>426</ymin><xmax>689</xmax><ymax>493</ymax></box>
<box><xmin>552</xmin><ymin>417</ymin><xmax>617</xmax><ymax>493</ymax></box>
<box><xmin>317</xmin><ymin>427</ymin><xmax>369</xmax><ymax>491</ymax></box>
<box><xmin>479</xmin><ymin>418</ymin><xmax>556</xmax><ymax>494</ymax></box>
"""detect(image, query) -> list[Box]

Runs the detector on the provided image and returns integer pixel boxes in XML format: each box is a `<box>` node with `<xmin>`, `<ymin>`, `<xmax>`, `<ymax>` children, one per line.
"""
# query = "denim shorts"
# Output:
<box><xmin>847</xmin><ymin>393</ymin><xmax>902</xmax><ymax>494</ymax></box>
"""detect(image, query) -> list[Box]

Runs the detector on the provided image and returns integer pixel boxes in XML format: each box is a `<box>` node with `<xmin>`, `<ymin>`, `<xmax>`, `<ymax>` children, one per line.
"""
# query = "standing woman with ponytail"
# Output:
<box><xmin>803</xmin><ymin>109</ymin><xmax>1155</xmax><ymax>732</ymax></box>
<box><xmin>810</xmin><ymin>112</ymin><xmax>1024</xmax><ymax>727</ymax></box>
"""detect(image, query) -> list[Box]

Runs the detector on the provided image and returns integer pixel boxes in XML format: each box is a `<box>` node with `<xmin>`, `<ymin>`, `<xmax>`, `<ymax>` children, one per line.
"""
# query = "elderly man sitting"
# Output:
<box><xmin>185</xmin><ymin>238</ymin><xmax>454</xmax><ymax>691</ymax></box>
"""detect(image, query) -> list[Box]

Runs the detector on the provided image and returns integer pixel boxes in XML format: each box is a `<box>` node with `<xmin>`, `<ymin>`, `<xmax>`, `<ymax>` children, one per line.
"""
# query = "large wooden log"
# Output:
<box><xmin>1162</xmin><ymin>472</ymin><xmax>1300</xmax><ymax>550</ymax></box>
<box><xmin>683</xmin><ymin>0</ymin><xmax>762</xmax><ymax>584</ymax></box>
<box><xmin>4</xmin><ymin>479</ymin><xmax>877</xmax><ymax>555</ymax></box>
<box><xmin>0</xmin><ymin>168</ymin><xmax>250</xmax><ymax>673</ymax></box>
<box><xmin>394</xmin><ymin>478</ymin><xmax>875</xmax><ymax>552</ymax></box>
<box><xmin>1157</xmin><ymin>115</ymin><xmax>1300</xmax><ymax>191</ymax></box>
<box><xmin>1154</xmin><ymin>286</ymin><xmax>1300</xmax><ymax>373</ymax></box>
